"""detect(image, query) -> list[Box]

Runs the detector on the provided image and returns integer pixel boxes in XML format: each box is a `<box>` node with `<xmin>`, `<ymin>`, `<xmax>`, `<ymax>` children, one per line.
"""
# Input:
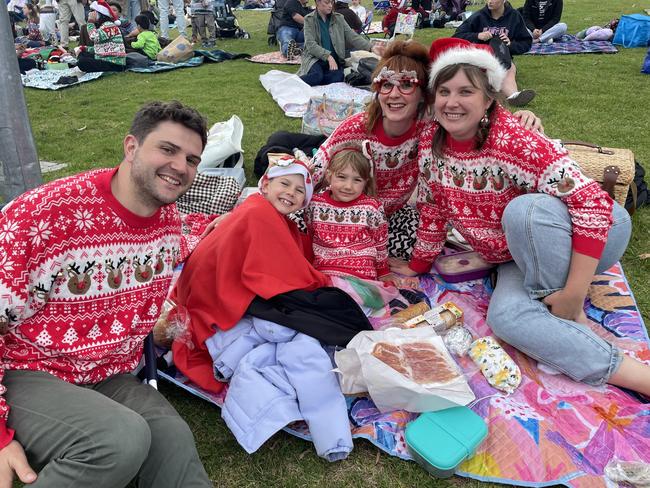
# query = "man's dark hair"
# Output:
<box><xmin>129</xmin><ymin>101</ymin><xmax>208</xmax><ymax>149</ymax></box>
<box><xmin>109</xmin><ymin>1</ymin><xmax>122</xmax><ymax>13</ymax></box>
<box><xmin>134</xmin><ymin>13</ymin><xmax>150</xmax><ymax>29</ymax></box>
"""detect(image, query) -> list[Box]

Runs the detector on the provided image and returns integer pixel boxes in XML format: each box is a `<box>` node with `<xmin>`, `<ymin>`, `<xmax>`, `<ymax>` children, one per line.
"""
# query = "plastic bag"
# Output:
<box><xmin>335</xmin><ymin>327</ymin><xmax>475</xmax><ymax>412</ymax></box>
<box><xmin>197</xmin><ymin>115</ymin><xmax>245</xmax><ymax>172</ymax></box>
<box><xmin>604</xmin><ymin>459</ymin><xmax>650</xmax><ymax>487</ymax></box>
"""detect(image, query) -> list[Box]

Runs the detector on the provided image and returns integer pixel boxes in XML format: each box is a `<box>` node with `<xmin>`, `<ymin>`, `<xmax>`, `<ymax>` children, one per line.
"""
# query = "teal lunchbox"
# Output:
<box><xmin>405</xmin><ymin>406</ymin><xmax>488</xmax><ymax>478</ymax></box>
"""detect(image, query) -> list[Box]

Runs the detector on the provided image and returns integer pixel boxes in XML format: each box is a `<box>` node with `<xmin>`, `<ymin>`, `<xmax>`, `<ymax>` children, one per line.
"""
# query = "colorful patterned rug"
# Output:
<box><xmin>525</xmin><ymin>35</ymin><xmax>619</xmax><ymax>55</ymax></box>
<box><xmin>160</xmin><ymin>263</ymin><xmax>650</xmax><ymax>487</ymax></box>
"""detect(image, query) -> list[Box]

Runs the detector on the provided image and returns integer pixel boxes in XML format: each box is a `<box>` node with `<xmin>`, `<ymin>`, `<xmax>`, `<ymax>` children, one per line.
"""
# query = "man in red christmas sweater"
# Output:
<box><xmin>0</xmin><ymin>101</ymin><xmax>213</xmax><ymax>487</ymax></box>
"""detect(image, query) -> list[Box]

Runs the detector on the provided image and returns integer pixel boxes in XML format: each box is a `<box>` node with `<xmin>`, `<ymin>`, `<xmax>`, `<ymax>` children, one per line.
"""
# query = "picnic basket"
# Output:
<box><xmin>563</xmin><ymin>141</ymin><xmax>636</xmax><ymax>211</ymax></box>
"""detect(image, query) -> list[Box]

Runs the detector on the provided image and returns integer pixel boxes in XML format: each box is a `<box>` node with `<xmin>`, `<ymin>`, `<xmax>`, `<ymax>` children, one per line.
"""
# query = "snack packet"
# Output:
<box><xmin>469</xmin><ymin>336</ymin><xmax>521</xmax><ymax>394</ymax></box>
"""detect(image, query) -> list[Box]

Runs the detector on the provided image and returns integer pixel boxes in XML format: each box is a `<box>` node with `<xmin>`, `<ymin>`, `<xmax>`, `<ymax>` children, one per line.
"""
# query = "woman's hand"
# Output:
<box><xmin>532</xmin><ymin>28</ymin><xmax>542</xmax><ymax>39</ymax></box>
<box><xmin>388</xmin><ymin>257</ymin><xmax>419</xmax><ymax>277</ymax></box>
<box><xmin>327</xmin><ymin>55</ymin><xmax>338</xmax><ymax>71</ymax></box>
<box><xmin>542</xmin><ymin>290</ymin><xmax>589</xmax><ymax>325</ymax></box>
<box><xmin>478</xmin><ymin>31</ymin><xmax>493</xmax><ymax>41</ymax></box>
<box><xmin>499</xmin><ymin>33</ymin><xmax>511</xmax><ymax>46</ymax></box>
<box><xmin>512</xmin><ymin>110</ymin><xmax>544</xmax><ymax>133</ymax></box>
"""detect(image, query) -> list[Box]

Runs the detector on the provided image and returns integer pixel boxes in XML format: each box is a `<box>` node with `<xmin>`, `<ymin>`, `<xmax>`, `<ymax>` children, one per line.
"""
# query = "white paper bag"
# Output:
<box><xmin>335</xmin><ymin>327</ymin><xmax>475</xmax><ymax>413</ymax></box>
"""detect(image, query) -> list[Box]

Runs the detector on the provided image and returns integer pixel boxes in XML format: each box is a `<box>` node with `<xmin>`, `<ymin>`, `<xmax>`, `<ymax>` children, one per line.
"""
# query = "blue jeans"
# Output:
<box><xmin>539</xmin><ymin>22</ymin><xmax>568</xmax><ymax>43</ymax></box>
<box><xmin>277</xmin><ymin>25</ymin><xmax>304</xmax><ymax>57</ymax></box>
<box><xmin>487</xmin><ymin>194</ymin><xmax>631</xmax><ymax>385</ymax></box>
<box><xmin>300</xmin><ymin>59</ymin><xmax>344</xmax><ymax>86</ymax></box>
<box><xmin>129</xmin><ymin>0</ymin><xmax>142</xmax><ymax>21</ymax></box>
<box><xmin>159</xmin><ymin>0</ymin><xmax>187</xmax><ymax>38</ymax></box>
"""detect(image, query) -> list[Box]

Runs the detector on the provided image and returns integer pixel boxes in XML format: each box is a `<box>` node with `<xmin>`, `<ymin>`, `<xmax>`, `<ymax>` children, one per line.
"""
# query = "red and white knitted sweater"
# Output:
<box><xmin>0</xmin><ymin>168</ymin><xmax>184</xmax><ymax>448</ymax></box>
<box><xmin>417</xmin><ymin>105</ymin><xmax>614</xmax><ymax>264</ymax></box>
<box><xmin>312</xmin><ymin>112</ymin><xmax>438</xmax><ymax>272</ymax></box>
<box><xmin>304</xmin><ymin>190</ymin><xmax>389</xmax><ymax>280</ymax></box>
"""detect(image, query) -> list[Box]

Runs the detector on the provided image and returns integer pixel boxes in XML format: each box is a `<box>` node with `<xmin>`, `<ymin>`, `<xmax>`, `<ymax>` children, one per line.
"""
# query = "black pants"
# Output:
<box><xmin>18</xmin><ymin>57</ymin><xmax>37</xmax><ymax>74</ymax></box>
<box><xmin>77</xmin><ymin>51</ymin><xmax>127</xmax><ymax>72</ymax></box>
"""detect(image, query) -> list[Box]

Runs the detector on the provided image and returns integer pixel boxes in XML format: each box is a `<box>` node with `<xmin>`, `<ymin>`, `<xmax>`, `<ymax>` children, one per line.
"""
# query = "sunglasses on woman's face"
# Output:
<box><xmin>377</xmin><ymin>79</ymin><xmax>420</xmax><ymax>95</ymax></box>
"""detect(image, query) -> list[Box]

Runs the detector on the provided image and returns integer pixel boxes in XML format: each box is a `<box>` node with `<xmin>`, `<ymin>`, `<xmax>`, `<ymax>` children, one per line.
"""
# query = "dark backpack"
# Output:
<box><xmin>345</xmin><ymin>57</ymin><xmax>379</xmax><ymax>86</ymax></box>
<box><xmin>254</xmin><ymin>131</ymin><xmax>327</xmax><ymax>177</ymax></box>
<box><xmin>626</xmin><ymin>161</ymin><xmax>649</xmax><ymax>211</ymax></box>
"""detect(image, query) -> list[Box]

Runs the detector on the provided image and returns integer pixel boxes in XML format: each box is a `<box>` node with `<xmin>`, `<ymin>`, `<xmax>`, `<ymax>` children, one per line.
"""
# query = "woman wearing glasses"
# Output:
<box><xmin>297</xmin><ymin>0</ymin><xmax>384</xmax><ymax>86</ymax></box>
<box><xmin>312</xmin><ymin>40</ymin><xmax>540</xmax><ymax>273</ymax></box>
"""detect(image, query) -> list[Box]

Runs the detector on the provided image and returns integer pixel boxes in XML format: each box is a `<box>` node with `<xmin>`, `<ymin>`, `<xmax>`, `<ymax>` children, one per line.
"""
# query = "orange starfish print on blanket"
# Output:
<box><xmin>594</xmin><ymin>403</ymin><xmax>633</xmax><ymax>431</ymax></box>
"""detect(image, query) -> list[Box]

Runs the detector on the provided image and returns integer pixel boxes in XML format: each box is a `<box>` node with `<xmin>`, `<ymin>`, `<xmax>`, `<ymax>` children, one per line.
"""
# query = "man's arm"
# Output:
<box><xmin>292</xmin><ymin>12</ymin><xmax>305</xmax><ymax>24</ymax></box>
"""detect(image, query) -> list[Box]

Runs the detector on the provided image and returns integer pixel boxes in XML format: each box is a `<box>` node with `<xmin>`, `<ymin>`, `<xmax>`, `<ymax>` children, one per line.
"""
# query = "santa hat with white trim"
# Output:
<box><xmin>89</xmin><ymin>0</ymin><xmax>120</xmax><ymax>23</ymax></box>
<box><xmin>258</xmin><ymin>156</ymin><xmax>314</xmax><ymax>208</ymax></box>
<box><xmin>428</xmin><ymin>37</ymin><xmax>506</xmax><ymax>93</ymax></box>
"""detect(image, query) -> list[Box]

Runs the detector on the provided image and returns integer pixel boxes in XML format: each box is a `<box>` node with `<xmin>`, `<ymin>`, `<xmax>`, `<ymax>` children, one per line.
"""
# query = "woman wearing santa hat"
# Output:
<box><xmin>311</xmin><ymin>39</ymin><xmax>541</xmax><ymax>276</ymax></box>
<box><xmin>76</xmin><ymin>0</ymin><xmax>127</xmax><ymax>72</ymax></box>
<box><xmin>410</xmin><ymin>37</ymin><xmax>649</xmax><ymax>396</ymax></box>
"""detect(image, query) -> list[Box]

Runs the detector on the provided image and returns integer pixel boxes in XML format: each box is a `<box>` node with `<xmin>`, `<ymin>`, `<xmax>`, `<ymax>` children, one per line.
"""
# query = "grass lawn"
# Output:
<box><xmin>17</xmin><ymin>0</ymin><xmax>650</xmax><ymax>485</ymax></box>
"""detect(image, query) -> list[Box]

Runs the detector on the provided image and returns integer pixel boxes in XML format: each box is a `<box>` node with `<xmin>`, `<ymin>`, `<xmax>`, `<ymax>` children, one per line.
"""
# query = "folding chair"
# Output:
<box><xmin>390</xmin><ymin>11</ymin><xmax>419</xmax><ymax>40</ymax></box>
<box><xmin>360</xmin><ymin>10</ymin><xmax>374</xmax><ymax>39</ymax></box>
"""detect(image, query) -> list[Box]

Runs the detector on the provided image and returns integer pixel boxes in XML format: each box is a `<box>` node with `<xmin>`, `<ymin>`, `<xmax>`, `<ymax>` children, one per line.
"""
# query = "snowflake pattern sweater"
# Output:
<box><xmin>0</xmin><ymin>168</ymin><xmax>184</xmax><ymax>448</ymax></box>
<box><xmin>416</xmin><ymin>105</ymin><xmax>614</xmax><ymax>264</ymax></box>
<box><xmin>311</xmin><ymin>112</ymin><xmax>438</xmax><ymax>272</ymax></box>
<box><xmin>304</xmin><ymin>190</ymin><xmax>389</xmax><ymax>280</ymax></box>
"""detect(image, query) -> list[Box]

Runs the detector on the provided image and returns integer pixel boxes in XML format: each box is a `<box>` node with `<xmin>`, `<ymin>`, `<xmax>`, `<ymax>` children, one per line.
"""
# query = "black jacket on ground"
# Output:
<box><xmin>521</xmin><ymin>0</ymin><xmax>563</xmax><ymax>33</ymax></box>
<box><xmin>247</xmin><ymin>288</ymin><xmax>372</xmax><ymax>346</ymax></box>
<box><xmin>453</xmin><ymin>1</ymin><xmax>532</xmax><ymax>55</ymax></box>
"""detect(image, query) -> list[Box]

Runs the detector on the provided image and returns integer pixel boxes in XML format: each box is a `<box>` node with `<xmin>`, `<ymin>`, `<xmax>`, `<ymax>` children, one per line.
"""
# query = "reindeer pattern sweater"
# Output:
<box><xmin>416</xmin><ymin>104</ymin><xmax>614</xmax><ymax>264</ymax></box>
<box><xmin>0</xmin><ymin>168</ymin><xmax>184</xmax><ymax>448</ymax></box>
<box><xmin>304</xmin><ymin>190</ymin><xmax>389</xmax><ymax>280</ymax></box>
<box><xmin>312</xmin><ymin>112</ymin><xmax>438</xmax><ymax>272</ymax></box>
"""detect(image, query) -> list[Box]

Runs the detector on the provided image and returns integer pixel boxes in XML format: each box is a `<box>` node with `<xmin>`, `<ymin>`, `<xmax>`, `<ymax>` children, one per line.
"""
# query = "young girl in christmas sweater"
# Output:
<box><xmin>305</xmin><ymin>147</ymin><xmax>390</xmax><ymax>281</ymax></box>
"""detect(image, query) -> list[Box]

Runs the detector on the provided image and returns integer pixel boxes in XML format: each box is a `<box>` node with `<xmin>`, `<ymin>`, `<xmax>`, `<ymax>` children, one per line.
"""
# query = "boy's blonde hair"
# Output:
<box><xmin>326</xmin><ymin>148</ymin><xmax>377</xmax><ymax>197</ymax></box>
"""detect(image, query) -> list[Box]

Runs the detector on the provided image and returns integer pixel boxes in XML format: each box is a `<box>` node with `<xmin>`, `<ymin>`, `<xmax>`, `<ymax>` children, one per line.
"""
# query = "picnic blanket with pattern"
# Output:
<box><xmin>247</xmin><ymin>51</ymin><xmax>302</xmax><ymax>64</ymax></box>
<box><xmin>128</xmin><ymin>50</ymin><xmax>249</xmax><ymax>73</ymax></box>
<box><xmin>161</xmin><ymin>263</ymin><xmax>650</xmax><ymax>487</ymax></box>
<box><xmin>21</xmin><ymin>68</ymin><xmax>104</xmax><ymax>90</ymax></box>
<box><xmin>525</xmin><ymin>35</ymin><xmax>619</xmax><ymax>55</ymax></box>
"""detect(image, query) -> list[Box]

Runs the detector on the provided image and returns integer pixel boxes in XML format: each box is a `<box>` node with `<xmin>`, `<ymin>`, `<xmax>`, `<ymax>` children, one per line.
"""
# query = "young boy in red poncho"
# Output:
<box><xmin>170</xmin><ymin>157</ymin><xmax>336</xmax><ymax>392</ymax></box>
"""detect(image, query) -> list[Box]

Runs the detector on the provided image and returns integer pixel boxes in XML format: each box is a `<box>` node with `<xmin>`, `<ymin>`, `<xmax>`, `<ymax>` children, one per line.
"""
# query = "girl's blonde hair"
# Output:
<box><xmin>365</xmin><ymin>39</ymin><xmax>431</xmax><ymax>133</ymax></box>
<box><xmin>326</xmin><ymin>148</ymin><xmax>377</xmax><ymax>196</ymax></box>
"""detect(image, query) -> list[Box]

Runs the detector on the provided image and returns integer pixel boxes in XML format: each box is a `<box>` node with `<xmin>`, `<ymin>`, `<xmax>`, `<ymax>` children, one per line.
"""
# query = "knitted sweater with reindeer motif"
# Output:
<box><xmin>0</xmin><ymin>168</ymin><xmax>187</xmax><ymax>449</ymax></box>
<box><xmin>416</xmin><ymin>104</ymin><xmax>614</xmax><ymax>265</ymax></box>
<box><xmin>312</xmin><ymin>112</ymin><xmax>438</xmax><ymax>273</ymax></box>
<box><xmin>304</xmin><ymin>190</ymin><xmax>389</xmax><ymax>280</ymax></box>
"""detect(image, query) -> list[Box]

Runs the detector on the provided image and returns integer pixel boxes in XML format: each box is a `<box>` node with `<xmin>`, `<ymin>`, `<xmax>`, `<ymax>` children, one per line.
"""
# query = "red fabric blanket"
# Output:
<box><xmin>171</xmin><ymin>194</ymin><xmax>331</xmax><ymax>392</ymax></box>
